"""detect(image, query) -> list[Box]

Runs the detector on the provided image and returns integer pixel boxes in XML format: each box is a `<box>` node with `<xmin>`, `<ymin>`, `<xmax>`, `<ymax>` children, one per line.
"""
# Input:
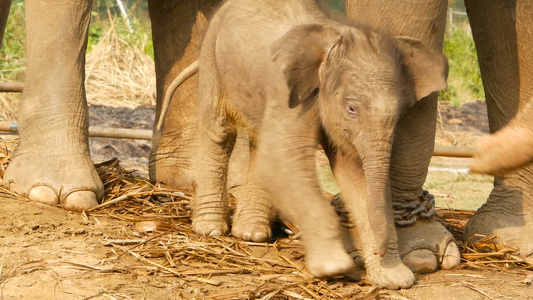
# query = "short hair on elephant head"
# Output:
<box><xmin>271</xmin><ymin>24</ymin><xmax>448</xmax><ymax>110</ymax></box>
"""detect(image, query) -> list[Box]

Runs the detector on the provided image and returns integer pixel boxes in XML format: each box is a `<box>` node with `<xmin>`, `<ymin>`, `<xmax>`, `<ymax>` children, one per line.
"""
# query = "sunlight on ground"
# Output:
<box><xmin>425</xmin><ymin>156</ymin><xmax>492</xmax><ymax>211</ymax></box>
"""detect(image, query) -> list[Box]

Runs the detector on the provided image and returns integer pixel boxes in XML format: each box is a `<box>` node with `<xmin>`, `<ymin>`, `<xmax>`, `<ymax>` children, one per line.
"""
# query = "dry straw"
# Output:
<box><xmin>84</xmin><ymin>19</ymin><xmax>156</xmax><ymax>108</ymax></box>
<box><xmin>0</xmin><ymin>13</ymin><xmax>156</xmax><ymax>123</ymax></box>
<box><xmin>0</xmin><ymin>137</ymin><xmax>531</xmax><ymax>298</ymax></box>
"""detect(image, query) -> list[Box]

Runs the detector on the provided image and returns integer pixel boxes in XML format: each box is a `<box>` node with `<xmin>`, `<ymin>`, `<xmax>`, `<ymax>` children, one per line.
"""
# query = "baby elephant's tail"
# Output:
<box><xmin>156</xmin><ymin>60</ymin><xmax>199</xmax><ymax>131</ymax></box>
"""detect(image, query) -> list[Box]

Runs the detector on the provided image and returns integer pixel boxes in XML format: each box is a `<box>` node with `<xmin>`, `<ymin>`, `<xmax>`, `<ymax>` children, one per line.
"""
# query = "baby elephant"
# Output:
<box><xmin>187</xmin><ymin>0</ymin><xmax>447</xmax><ymax>289</ymax></box>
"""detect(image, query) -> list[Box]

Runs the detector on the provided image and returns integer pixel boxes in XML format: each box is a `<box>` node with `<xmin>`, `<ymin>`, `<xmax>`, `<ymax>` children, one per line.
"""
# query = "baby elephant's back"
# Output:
<box><xmin>211</xmin><ymin>0</ymin><xmax>325</xmax><ymax>123</ymax></box>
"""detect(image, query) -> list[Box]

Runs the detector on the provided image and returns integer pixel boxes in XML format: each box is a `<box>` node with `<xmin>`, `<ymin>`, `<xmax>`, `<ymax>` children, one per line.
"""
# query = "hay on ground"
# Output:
<box><xmin>0</xmin><ymin>139</ymin><xmax>531</xmax><ymax>298</ymax></box>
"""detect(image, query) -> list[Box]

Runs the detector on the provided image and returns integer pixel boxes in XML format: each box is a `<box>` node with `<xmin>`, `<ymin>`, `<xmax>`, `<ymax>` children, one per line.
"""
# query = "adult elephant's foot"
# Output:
<box><xmin>397</xmin><ymin>218</ymin><xmax>460</xmax><ymax>273</ymax></box>
<box><xmin>463</xmin><ymin>178</ymin><xmax>533</xmax><ymax>261</ymax></box>
<box><xmin>229</xmin><ymin>184</ymin><xmax>275</xmax><ymax>242</ymax></box>
<box><xmin>332</xmin><ymin>192</ymin><xmax>460</xmax><ymax>273</ymax></box>
<box><xmin>3</xmin><ymin>147</ymin><xmax>102</xmax><ymax>212</ymax></box>
<box><xmin>394</xmin><ymin>191</ymin><xmax>460</xmax><ymax>273</ymax></box>
<box><xmin>149</xmin><ymin>143</ymin><xmax>195</xmax><ymax>190</ymax></box>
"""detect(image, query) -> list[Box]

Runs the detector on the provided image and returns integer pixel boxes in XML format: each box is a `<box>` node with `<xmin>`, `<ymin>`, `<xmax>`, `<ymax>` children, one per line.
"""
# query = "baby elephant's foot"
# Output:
<box><xmin>305</xmin><ymin>241</ymin><xmax>355</xmax><ymax>278</ymax></box>
<box><xmin>3</xmin><ymin>150</ymin><xmax>102</xmax><ymax>212</ymax></box>
<box><xmin>230</xmin><ymin>186</ymin><xmax>275</xmax><ymax>242</ymax></box>
<box><xmin>192</xmin><ymin>217</ymin><xmax>229</xmax><ymax>237</ymax></box>
<box><xmin>232</xmin><ymin>217</ymin><xmax>272</xmax><ymax>242</ymax></box>
<box><xmin>365</xmin><ymin>254</ymin><xmax>415</xmax><ymax>289</ymax></box>
<box><xmin>192</xmin><ymin>192</ymin><xmax>230</xmax><ymax>237</ymax></box>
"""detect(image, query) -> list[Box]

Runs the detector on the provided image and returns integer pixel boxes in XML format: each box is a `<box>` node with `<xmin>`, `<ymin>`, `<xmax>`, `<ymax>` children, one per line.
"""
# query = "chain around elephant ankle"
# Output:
<box><xmin>392</xmin><ymin>190</ymin><xmax>436</xmax><ymax>226</ymax></box>
<box><xmin>330</xmin><ymin>194</ymin><xmax>355</xmax><ymax>229</ymax></box>
<box><xmin>330</xmin><ymin>190</ymin><xmax>435</xmax><ymax>228</ymax></box>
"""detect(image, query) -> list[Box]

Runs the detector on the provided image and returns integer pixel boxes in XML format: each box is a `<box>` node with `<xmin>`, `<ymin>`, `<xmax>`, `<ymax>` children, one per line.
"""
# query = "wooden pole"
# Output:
<box><xmin>433</xmin><ymin>145</ymin><xmax>474</xmax><ymax>158</ymax></box>
<box><xmin>0</xmin><ymin>122</ymin><xmax>153</xmax><ymax>140</ymax></box>
<box><xmin>0</xmin><ymin>121</ymin><xmax>475</xmax><ymax>157</ymax></box>
<box><xmin>0</xmin><ymin>82</ymin><xmax>24</xmax><ymax>93</ymax></box>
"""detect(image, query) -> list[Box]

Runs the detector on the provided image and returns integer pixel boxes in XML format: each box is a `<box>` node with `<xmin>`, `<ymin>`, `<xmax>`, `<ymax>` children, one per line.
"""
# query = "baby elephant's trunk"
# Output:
<box><xmin>360</xmin><ymin>134</ymin><xmax>395</xmax><ymax>256</ymax></box>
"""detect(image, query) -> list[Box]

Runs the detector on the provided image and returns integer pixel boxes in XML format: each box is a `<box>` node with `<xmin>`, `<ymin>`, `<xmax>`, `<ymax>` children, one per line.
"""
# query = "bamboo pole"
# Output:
<box><xmin>0</xmin><ymin>122</ymin><xmax>153</xmax><ymax>140</ymax></box>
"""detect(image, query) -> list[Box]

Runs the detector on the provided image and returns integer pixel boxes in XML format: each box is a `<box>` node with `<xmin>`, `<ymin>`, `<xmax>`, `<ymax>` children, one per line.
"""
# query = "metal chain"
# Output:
<box><xmin>392</xmin><ymin>190</ymin><xmax>436</xmax><ymax>226</ymax></box>
<box><xmin>330</xmin><ymin>190</ymin><xmax>436</xmax><ymax>228</ymax></box>
<box><xmin>330</xmin><ymin>194</ymin><xmax>354</xmax><ymax>229</ymax></box>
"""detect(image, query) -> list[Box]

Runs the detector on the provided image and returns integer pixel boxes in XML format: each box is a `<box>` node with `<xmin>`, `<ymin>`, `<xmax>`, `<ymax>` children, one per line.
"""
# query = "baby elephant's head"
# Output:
<box><xmin>272</xmin><ymin>24</ymin><xmax>448</xmax><ymax>162</ymax></box>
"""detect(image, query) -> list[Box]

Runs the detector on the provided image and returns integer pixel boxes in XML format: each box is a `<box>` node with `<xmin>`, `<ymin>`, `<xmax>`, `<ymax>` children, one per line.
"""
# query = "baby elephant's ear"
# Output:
<box><xmin>271</xmin><ymin>24</ymin><xmax>341</xmax><ymax>108</ymax></box>
<box><xmin>394</xmin><ymin>36</ymin><xmax>449</xmax><ymax>101</ymax></box>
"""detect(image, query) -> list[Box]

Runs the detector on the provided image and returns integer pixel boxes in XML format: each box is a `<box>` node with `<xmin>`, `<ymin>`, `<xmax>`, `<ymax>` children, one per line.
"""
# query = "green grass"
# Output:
<box><xmin>0</xmin><ymin>0</ymin><xmax>153</xmax><ymax>83</ymax></box>
<box><xmin>440</xmin><ymin>27</ymin><xmax>485</xmax><ymax>107</ymax></box>
<box><xmin>87</xmin><ymin>11</ymin><xmax>153</xmax><ymax>58</ymax></box>
<box><xmin>0</xmin><ymin>1</ymin><xmax>25</xmax><ymax>82</ymax></box>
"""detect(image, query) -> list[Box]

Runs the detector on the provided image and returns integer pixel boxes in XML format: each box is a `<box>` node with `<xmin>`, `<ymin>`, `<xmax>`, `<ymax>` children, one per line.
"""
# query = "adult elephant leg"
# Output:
<box><xmin>345</xmin><ymin>0</ymin><xmax>460</xmax><ymax>273</ymax></box>
<box><xmin>2</xmin><ymin>0</ymin><xmax>102</xmax><ymax>211</ymax></box>
<box><xmin>148</xmin><ymin>0</ymin><xmax>220</xmax><ymax>189</ymax></box>
<box><xmin>0</xmin><ymin>0</ymin><xmax>11</xmax><ymax>50</ymax></box>
<box><xmin>463</xmin><ymin>0</ymin><xmax>533</xmax><ymax>260</ymax></box>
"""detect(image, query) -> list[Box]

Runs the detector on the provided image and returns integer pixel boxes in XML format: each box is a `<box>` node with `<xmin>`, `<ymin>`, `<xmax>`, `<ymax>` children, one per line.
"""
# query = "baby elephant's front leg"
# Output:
<box><xmin>257</xmin><ymin>126</ymin><xmax>355</xmax><ymax>277</ymax></box>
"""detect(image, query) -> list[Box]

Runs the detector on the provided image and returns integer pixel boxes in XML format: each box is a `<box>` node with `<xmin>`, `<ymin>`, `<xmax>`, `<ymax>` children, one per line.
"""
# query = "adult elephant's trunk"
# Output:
<box><xmin>471</xmin><ymin>101</ymin><xmax>533</xmax><ymax>176</ymax></box>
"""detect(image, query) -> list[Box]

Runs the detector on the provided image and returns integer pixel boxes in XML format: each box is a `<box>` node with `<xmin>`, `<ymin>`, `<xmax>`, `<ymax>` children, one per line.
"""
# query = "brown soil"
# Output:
<box><xmin>1</xmin><ymin>101</ymin><xmax>532</xmax><ymax>300</ymax></box>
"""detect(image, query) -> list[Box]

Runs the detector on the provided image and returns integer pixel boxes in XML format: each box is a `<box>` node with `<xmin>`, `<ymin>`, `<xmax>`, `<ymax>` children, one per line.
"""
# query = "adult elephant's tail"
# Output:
<box><xmin>157</xmin><ymin>59</ymin><xmax>199</xmax><ymax>131</ymax></box>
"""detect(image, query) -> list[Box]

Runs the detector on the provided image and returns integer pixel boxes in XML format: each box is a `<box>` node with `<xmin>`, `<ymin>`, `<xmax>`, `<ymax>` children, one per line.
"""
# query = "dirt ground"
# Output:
<box><xmin>1</xmin><ymin>101</ymin><xmax>532</xmax><ymax>300</ymax></box>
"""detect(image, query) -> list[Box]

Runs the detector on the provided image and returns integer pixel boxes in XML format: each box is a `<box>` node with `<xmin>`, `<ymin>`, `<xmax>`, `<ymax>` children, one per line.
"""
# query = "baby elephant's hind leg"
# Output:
<box><xmin>192</xmin><ymin>110</ymin><xmax>236</xmax><ymax>237</ymax></box>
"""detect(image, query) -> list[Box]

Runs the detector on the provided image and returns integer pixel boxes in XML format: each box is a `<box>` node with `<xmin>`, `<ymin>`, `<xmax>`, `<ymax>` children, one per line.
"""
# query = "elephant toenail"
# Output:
<box><xmin>402</xmin><ymin>249</ymin><xmax>437</xmax><ymax>273</ymax></box>
<box><xmin>441</xmin><ymin>242</ymin><xmax>461</xmax><ymax>270</ymax></box>
<box><xmin>28</xmin><ymin>186</ymin><xmax>58</xmax><ymax>206</ymax></box>
<box><xmin>62</xmin><ymin>190</ymin><xmax>99</xmax><ymax>212</ymax></box>
<box><xmin>253</xmin><ymin>232</ymin><xmax>267</xmax><ymax>242</ymax></box>
<box><xmin>209</xmin><ymin>229</ymin><xmax>223</xmax><ymax>236</ymax></box>
<box><xmin>243</xmin><ymin>232</ymin><xmax>252</xmax><ymax>240</ymax></box>
<box><xmin>7</xmin><ymin>181</ymin><xmax>21</xmax><ymax>195</ymax></box>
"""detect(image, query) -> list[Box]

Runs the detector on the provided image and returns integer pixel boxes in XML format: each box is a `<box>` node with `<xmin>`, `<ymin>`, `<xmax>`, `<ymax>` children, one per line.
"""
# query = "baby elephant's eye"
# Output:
<box><xmin>347</xmin><ymin>105</ymin><xmax>358</xmax><ymax>118</ymax></box>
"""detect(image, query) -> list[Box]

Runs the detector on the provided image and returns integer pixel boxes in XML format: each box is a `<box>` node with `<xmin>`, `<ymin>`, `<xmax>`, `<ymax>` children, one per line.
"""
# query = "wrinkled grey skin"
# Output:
<box><xmin>0</xmin><ymin>0</ymin><xmax>220</xmax><ymax>211</ymax></box>
<box><xmin>190</xmin><ymin>0</ymin><xmax>447</xmax><ymax>288</ymax></box>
